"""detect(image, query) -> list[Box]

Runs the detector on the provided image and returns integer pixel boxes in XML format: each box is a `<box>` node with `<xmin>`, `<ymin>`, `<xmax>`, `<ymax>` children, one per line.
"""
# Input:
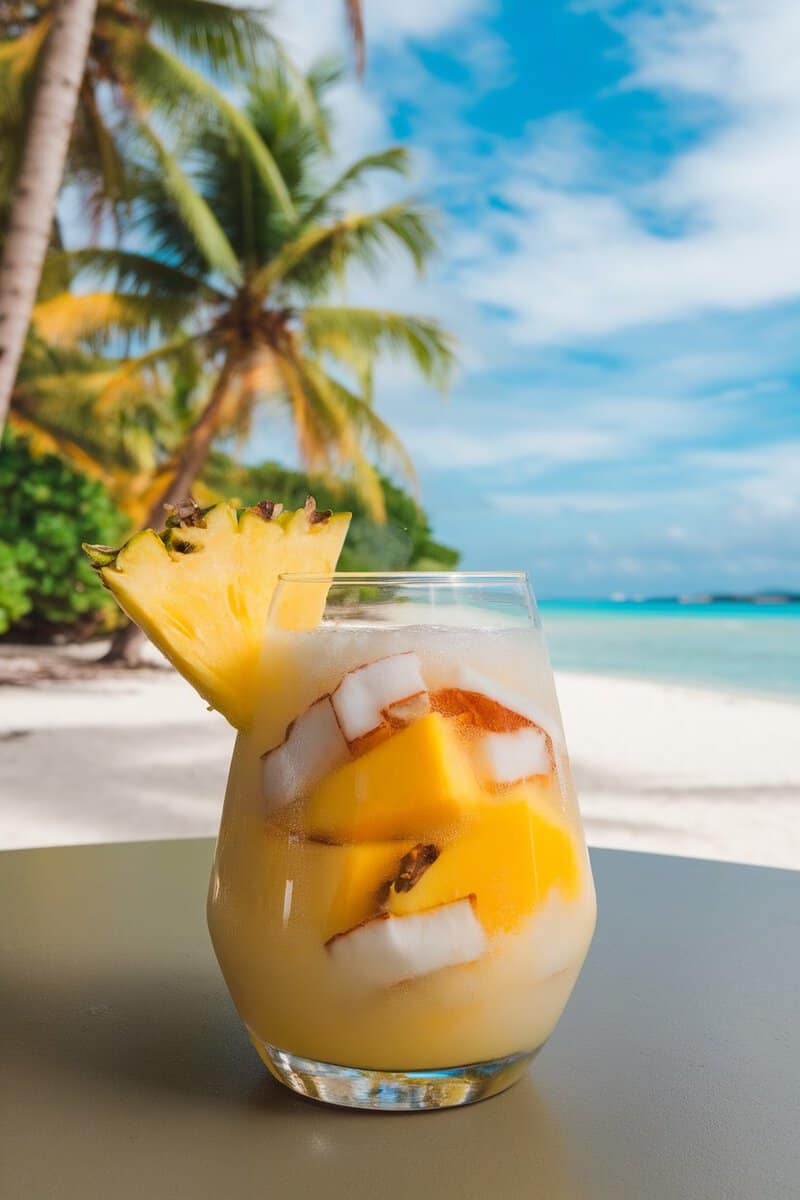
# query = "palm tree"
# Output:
<box><xmin>0</xmin><ymin>0</ymin><xmax>97</xmax><ymax>427</ymax></box>
<box><xmin>31</xmin><ymin>65</ymin><xmax>455</xmax><ymax>662</ymax></box>
<box><xmin>8</xmin><ymin>330</ymin><xmax>196</xmax><ymax>520</ymax></box>
<box><xmin>0</xmin><ymin>0</ymin><xmax>315</xmax><ymax>429</ymax></box>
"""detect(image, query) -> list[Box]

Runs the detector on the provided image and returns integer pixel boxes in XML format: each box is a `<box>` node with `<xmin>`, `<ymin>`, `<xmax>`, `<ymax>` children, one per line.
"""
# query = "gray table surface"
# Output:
<box><xmin>2</xmin><ymin>839</ymin><xmax>798</xmax><ymax>1199</ymax></box>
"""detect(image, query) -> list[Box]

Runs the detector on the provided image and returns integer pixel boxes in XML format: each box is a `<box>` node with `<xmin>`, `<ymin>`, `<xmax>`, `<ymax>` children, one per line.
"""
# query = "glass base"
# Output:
<box><xmin>250</xmin><ymin>1035</ymin><xmax>536</xmax><ymax>1110</ymax></box>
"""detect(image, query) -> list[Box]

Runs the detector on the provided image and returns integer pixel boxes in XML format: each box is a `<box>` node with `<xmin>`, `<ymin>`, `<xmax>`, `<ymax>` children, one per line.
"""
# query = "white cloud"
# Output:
<box><xmin>488</xmin><ymin>491</ymin><xmax>633</xmax><ymax>515</ymax></box>
<box><xmin>459</xmin><ymin>0</ymin><xmax>800</xmax><ymax>345</ymax></box>
<box><xmin>269</xmin><ymin>0</ymin><xmax>493</xmax><ymax>65</ymax></box>
<box><xmin>623</xmin><ymin>0</ymin><xmax>798</xmax><ymax>110</ymax></box>
<box><xmin>368</xmin><ymin>0</ymin><xmax>493</xmax><ymax>42</ymax></box>
<box><xmin>324</xmin><ymin>77</ymin><xmax>390</xmax><ymax>164</ymax></box>
<box><xmin>245</xmin><ymin>0</ymin><xmax>799</xmax><ymax>595</ymax></box>
<box><xmin>267</xmin><ymin>3</ymin><xmax>345</xmax><ymax>68</ymax></box>
<box><xmin>486</xmin><ymin>436</ymin><xmax>800</xmax><ymax>540</ymax></box>
<box><xmin>392</xmin><ymin>389</ymin><xmax>734</xmax><ymax>477</ymax></box>
<box><xmin>688</xmin><ymin>441</ymin><xmax>800</xmax><ymax>520</ymax></box>
<box><xmin>402</xmin><ymin>425</ymin><xmax>623</xmax><ymax>469</ymax></box>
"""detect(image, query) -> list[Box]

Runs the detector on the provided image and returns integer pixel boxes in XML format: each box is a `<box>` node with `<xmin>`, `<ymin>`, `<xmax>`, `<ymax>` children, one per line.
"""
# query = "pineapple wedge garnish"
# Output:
<box><xmin>84</xmin><ymin>497</ymin><xmax>350</xmax><ymax>730</ymax></box>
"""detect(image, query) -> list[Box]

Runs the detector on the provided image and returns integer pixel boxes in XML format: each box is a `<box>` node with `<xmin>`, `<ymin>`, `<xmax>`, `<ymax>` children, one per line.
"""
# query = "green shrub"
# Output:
<box><xmin>0</xmin><ymin>543</ymin><xmax>28</xmax><ymax>634</ymax></box>
<box><xmin>202</xmin><ymin>453</ymin><xmax>460</xmax><ymax>572</ymax></box>
<box><xmin>0</xmin><ymin>430</ymin><xmax>127</xmax><ymax>638</ymax></box>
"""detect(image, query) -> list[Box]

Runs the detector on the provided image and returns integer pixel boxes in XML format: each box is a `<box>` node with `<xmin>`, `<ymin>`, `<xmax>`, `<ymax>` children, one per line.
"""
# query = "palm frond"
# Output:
<box><xmin>343</xmin><ymin>444</ymin><xmax>385</xmax><ymax>520</ymax></box>
<box><xmin>234</xmin><ymin>348</ymin><xmax>282</xmax><ymax>399</ymax></box>
<box><xmin>307</xmin><ymin>364</ymin><xmax>388</xmax><ymax>520</ymax></box>
<box><xmin>294</xmin><ymin>358</ymin><xmax>390</xmax><ymax>520</ymax></box>
<box><xmin>304</xmin><ymin>147</ymin><xmax>410</xmax><ymax>223</ymax></box>
<box><xmin>117</xmin><ymin>463</ymin><xmax>182</xmax><ymax>523</ymax></box>
<box><xmin>305</xmin><ymin>327</ymin><xmax>373</xmax><ymax>404</ymax></box>
<box><xmin>301</xmin><ymin>358</ymin><xmax>416</xmax><ymax>500</ymax></box>
<box><xmin>16</xmin><ymin>364</ymin><xmax>130</xmax><ymax>408</ymax></box>
<box><xmin>136</xmin><ymin>123</ymin><xmax>241</xmax><ymax>281</ymax></box>
<box><xmin>13</xmin><ymin>337</ymin><xmax>186</xmax><ymax>473</ymax></box>
<box><xmin>223</xmin><ymin>351</ymin><xmax>282</xmax><ymax>447</ymax></box>
<box><xmin>0</xmin><ymin>15</ymin><xmax>50</xmax><ymax>117</ymax></box>
<box><xmin>130</xmin><ymin>40</ymin><xmax>296</xmax><ymax>220</ymax></box>
<box><xmin>8</xmin><ymin>407</ymin><xmax>114</xmax><ymax>483</ymax></box>
<box><xmin>275</xmin><ymin>349</ymin><xmax>350</xmax><ymax>471</ymax></box>
<box><xmin>276</xmin><ymin>355</ymin><xmax>317</xmax><ymax>465</ymax></box>
<box><xmin>251</xmin><ymin>202</ymin><xmax>437</xmax><ymax>296</ymax></box>
<box><xmin>46</xmin><ymin>249</ymin><xmax>220</xmax><ymax>302</ymax></box>
<box><xmin>303</xmin><ymin>306</ymin><xmax>454</xmax><ymax>391</ymax></box>
<box><xmin>12</xmin><ymin>372</ymin><xmax>161</xmax><ymax>476</ymax></box>
<box><xmin>92</xmin><ymin>334</ymin><xmax>200</xmax><ymax>411</ymax></box>
<box><xmin>305</xmin><ymin>56</ymin><xmax>345</xmax><ymax>96</ymax></box>
<box><xmin>31</xmin><ymin>292</ymin><xmax>192</xmax><ymax>349</ymax></box>
<box><xmin>136</xmin><ymin>0</ymin><xmax>273</xmax><ymax>71</ymax></box>
<box><xmin>75</xmin><ymin>81</ymin><xmax>127</xmax><ymax>222</ymax></box>
<box><xmin>270</xmin><ymin>47</ymin><xmax>337</xmax><ymax>152</ymax></box>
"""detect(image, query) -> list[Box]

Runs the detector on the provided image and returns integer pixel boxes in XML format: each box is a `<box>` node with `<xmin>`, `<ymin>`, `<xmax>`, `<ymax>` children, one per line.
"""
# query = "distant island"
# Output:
<box><xmin>626</xmin><ymin>593</ymin><xmax>800</xmax><ymax>606</ymax></box>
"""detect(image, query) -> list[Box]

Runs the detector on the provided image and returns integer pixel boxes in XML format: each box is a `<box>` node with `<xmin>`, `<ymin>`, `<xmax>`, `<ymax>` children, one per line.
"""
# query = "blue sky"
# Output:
<box><xmin>261</xmin><ymin>1</ymin><xmax>800</xmax><ymax>598</ymax></box>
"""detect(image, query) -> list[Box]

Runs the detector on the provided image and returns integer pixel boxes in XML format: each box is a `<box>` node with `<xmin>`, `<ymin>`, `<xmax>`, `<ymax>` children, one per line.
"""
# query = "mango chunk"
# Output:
<box><xmin>304</xmin><ymin>712</ymin><xmax>479</xmax><ymax>842</ymax></box>
<box><xmin>388</xmin><ymin>790</ymin><xmax>580</xmax><ymax>934</ymax></box>
<box><xmin>260</xmin><ymin>834</ymin><xmax>413</xmax><ymax>941</ymax></box>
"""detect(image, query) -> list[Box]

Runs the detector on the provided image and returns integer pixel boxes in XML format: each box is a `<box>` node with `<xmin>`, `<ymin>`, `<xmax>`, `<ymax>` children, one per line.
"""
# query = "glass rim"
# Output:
<box><xmin>277</xmin><ymin>570</ymin><xmax>530</xmax><ymax>587</ymax></box>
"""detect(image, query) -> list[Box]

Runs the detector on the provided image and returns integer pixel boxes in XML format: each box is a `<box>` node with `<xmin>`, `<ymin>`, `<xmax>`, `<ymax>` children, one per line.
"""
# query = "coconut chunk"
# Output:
<box><xmin>261</xmin><ymin>695</ymin><xmax>350</xmax><ymax>810</ymax></box>
<box><xmin>526</xmin><ymin>890</ymin><xmax>594</xmax><ymax>980</ymax></box>
<box><xmin>437</xmin><ymin>665</ymin><xmax>562</xmax><ymax>747</ymax></box>
<box><xmin>473</xmin><ymin>726</ymin><xmax>552</xmax><ymax>786</ymax></box>
<box><xmin>384</xmin><ymin>691</ymin><xmax>431</xmax><ymax>728</ymax></box>
<box><xmin>332</xmin><ymin>652</ymin><xmax>428</xmax><ymax>744</ymax></box>
<box><xmin>326</xmin><ymin>897</ymin><xmax>487</xmax><ymax>988</ymax></box>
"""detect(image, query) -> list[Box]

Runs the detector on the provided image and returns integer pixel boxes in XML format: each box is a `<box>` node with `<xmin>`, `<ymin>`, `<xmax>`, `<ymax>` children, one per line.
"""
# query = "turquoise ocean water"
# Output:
<box><xmin>538</xmin><ymin>601</ymin><xmax>800</xmax><ymax>700</ymax></box>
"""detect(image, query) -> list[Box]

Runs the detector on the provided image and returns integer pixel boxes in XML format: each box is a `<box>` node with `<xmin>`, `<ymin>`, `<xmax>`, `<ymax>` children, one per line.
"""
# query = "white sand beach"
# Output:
<box><xmin>1</xmin><ymin>651</ymin><xmax>798</xmax><ymax>868</ymax></box>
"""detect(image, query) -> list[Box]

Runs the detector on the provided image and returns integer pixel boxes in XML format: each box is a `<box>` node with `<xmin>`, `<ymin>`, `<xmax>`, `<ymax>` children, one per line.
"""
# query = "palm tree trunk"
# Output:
<box><xmin>0</xmin><ymin>0</ymin><xmax>98</xmax><ymax>429</ymax></box>
<box><xmin>102</xmin><ymin>357</ymin><xmax>237</xmax><ymax>666</ymax></box>
<box><xmin>345</xmin><ymin>1</ymin><xmax>365</xmax><ymax>75</ymax></box>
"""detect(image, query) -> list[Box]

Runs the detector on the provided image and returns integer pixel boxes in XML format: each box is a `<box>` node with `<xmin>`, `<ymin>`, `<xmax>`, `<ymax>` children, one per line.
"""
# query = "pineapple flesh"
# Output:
<box><xmin>84</xmin><ymin>497</ymin><xmax>350</xmax><ymax>730</ymax></box>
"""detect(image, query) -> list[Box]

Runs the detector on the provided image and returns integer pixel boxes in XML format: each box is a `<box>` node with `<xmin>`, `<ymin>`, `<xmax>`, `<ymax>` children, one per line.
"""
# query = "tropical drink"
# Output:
<box><xmin>86</xmin><ymin>507</ymin><xmax>595</xmax><ymax>1109</ymax></box>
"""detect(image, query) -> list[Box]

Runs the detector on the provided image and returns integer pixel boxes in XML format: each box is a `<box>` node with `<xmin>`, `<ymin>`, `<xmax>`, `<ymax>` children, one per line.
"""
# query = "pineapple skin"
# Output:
<box><xmin>85</xmin><ymin>500</ymin><xmax>350</xmax><ymax>730</ymax></box>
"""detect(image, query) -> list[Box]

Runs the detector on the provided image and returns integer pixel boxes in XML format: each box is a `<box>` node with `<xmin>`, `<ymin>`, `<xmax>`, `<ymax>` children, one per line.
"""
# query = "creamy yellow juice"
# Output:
<box><xmin>208</xmin><ymin>621</ymin><xmax>596</xmax><ymax>1071</ymax></box>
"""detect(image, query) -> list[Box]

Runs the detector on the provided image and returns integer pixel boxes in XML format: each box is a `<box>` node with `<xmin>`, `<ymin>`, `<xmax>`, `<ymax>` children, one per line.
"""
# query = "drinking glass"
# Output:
<box><xmin>208</xmin><ymin>573</ymin><xmax>596</xmax><ymax>1110</ymax></box>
